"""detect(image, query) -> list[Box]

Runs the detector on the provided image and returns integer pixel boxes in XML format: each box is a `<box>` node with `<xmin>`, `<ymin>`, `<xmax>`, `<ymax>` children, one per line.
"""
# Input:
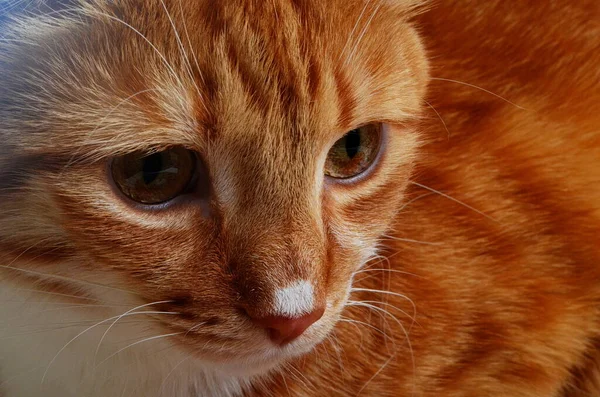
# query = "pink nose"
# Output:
<box><xmin>251</xmin><ymin>307</ymin><xmax>325</xmax><ymax>345</ymax></box>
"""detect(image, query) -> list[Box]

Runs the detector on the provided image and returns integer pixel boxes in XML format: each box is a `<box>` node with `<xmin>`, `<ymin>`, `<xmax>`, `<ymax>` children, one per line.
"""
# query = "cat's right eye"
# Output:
<box><xmin>324</xmin><ymin>123</ymin><xmax>382</xmax><ymax>179</ymax></box>
<box><xmin>111</xmin><ymin>147</ymin><xmax>197</xmax><ymax>205</ymax></box>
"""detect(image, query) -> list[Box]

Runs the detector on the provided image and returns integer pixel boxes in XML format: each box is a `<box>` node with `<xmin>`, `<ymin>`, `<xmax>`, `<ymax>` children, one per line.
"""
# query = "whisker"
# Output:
<box><xmin>177</xmin><ymin>0</ymin><xmax>206</xmax><ymax>87</ymax></box>
<box><xmin>354</xmin><ymin>254</ymin><xmax>404</xmax><ymax>286</ymax></box>
<box><xmin>184</xmin><ymin>321</ymin><xmax>206</xmax><ymax>337</ymax></box>
<box><xmin>280</xmin><ymin>366</ymin><xmax>292</xmax><ymax>397</ymax></box>
<box><xmin>93</xmin><ymin>300</ymin><xmax>174</xmax><ymax>364</ymax></box>
<box><xmin>159</xmin><ymin>355</ymin><xmax>191</xmax><ymax>395</ymax></box>
<box><xmin>286</xmin><ymin>364</ymin><xmax>314</xmax><ymax>393</ymax></box>
<box><xmin>0</xmin><ymin>363</ymin><xmax>43</xmax><ymax>389</ymax></box>
<box><xmin>354</xmin><ymin>267</ymin><xmax>423</xmax><ymax>279</ymax></box>
<box><xmin>0</xmin><ymin>264</ymin><xmax>140</xmax><ymax>296</ymax></box>
<box><xmin>380</xmin><ymin>234</ymin><xmax>442</xmax><ymax>246</ymax></box>
<box><xmin>431</xmin><ymin>77</ymin><xmax>528</xmax><ymax>111</ymax></box>
<box><xmin>79</xmin><ymin>344</ymin><xmax>176</xmax><ymax>392</ymax></box>
<box><xmin>41</xmin><ymin>309</ymin><xmax>178</xmax><ymax>384</ymax></box>
<box><xmin>396</xmin><ymin>192</ymin><xmax>435</xmax><ymax>213</ymax></box>
<box><xmin>349</xmin><ymin>301</ymin><xmax>415</xmax><ymax>396</ymax></box>
<box><xmin>350</xmin><ymin>288</ymin><xmax>416</xmax><ymax>315</ymax></box>
<box><xmin>358</xmin><ymin>353</ymin><xmax>397</xmax><ymax>396</ymax></box>
<box><xmin>337</xmin><ymin>0</ymin><xmax>372</xmax><ymax>65</ymax></box>
<box><xmin>60</xmin><ymin>88</ymin><xmax>162</xmax><ymax>173</ymax></box>
<box><xmin>94</xmin><ymin>332</ymin><xmax>182</xmax><ymax>369</ymax></box>
<box><xmin>337</xmin><ymin>318</ymin><xmax>367</xmax><ymax>350</ymax></box>
<box><xmin>0</xmin><ymin>304</ymin><xmax>136</xmax><ymax>326</ymax></box>
<box><xmin>2</xmin><ymin>287</ymin><xmax>101</xmax><ymax>303</ymax></box>
<box><xmin>159</xmin><ymin>0</ymin><xmax>207</xmax><ymax>113</ymax></box>
<box><xmin>424</xmin><ymin>99</ymin><xmax>450</xmax><ymax>139</ymax></box>
<box><xmin>325</xmin><ymin>333</ymin><xmax>348</xmax><ymax>377</ymax></box>
<box><xmin>4</xmin><ymin>239</ymin><xmax>54</xmax><ymax>268</ymax></box>
<box><xmin>344</xmin><ymin>1</ymin><xmax>382</xmax><ymax>67</ymax></box>
<box><xmin>86</xmin><ymin>10</ymin><xmax>185</xmax><ymax>90</ymax></box>
<box><xmin>0</xmin><ymin>319</ymin><xmax>155</xmax><ymax>340</ymax></box>
<box><xmin>339</xmin><ymin>317</ymin><xmax>386</xmax><ymax>341</ymax></box>
<box><xmin>410</xmin><ymin>181</ymin><xmax>499</xmax><ymax>222</ymax></box>
<box><xmin>348</xmin><ymin>299</ymin><xmax>417</xmax><ymax>327</ymax></box>
<box><xmin>0</xmin><ymin>38</ymin><xmax>36</xmax><ymax>44</ymax></box>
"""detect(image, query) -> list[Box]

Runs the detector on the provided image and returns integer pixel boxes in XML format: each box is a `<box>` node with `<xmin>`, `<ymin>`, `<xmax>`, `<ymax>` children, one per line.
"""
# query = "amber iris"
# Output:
<box><xmin>325</xmin><ymin>124</ymin><xmax>381</xmax><ymax>179</ymax></box>
<box><xmin>112</xmin><ymin>147</ymin><xmax>196</xmax><ymax>204</ymax></box>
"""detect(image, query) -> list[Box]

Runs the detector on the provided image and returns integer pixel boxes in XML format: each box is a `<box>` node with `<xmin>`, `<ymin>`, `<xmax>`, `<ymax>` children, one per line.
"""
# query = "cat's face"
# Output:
<box><xmin>0</xmin><ymin>0</ymin><xmax>428</xmax><ymax>373</ymax></box>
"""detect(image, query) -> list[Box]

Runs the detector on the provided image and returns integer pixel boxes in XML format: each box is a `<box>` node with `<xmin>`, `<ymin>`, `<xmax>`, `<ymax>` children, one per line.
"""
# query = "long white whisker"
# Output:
<box><xmin>348</xmin><ymin>299</ymin><xmax>417</xmax><ymax>326</ymax></box>
<box><xmin>94</xmin><ymin>332</ymin><xmax>183</xmax><ymax>369</ymax></box>
<box><xmin>354</xmin><ymin>267</ymin><xmax>423</xmax><ymax>279</ymax></box>
<box><xmin>0</xmin><ymin>264</ymin><xmax>139</xmax><ymax>295</ymax></box>
<box><xmin>4</xmin><ymin>239</ymin><xmax>53</xmax><ymax>268</ymax></box>
<box><xmin>325</xmin><ymin>333</ymin><xmax>348</xmax><ymax>377</ymax></box>
<box><xmin>93</xmin><ymin>300</ymin><xmax>174</xmax><ymax>363</ymax></box>
<box><xmin>0</xmin><ymin>304</ymin><xmax>135</xmax><ymax>326</ymax></box>
<box><xmin>177</xmin><ymin>0</ymin><xmax>206</xmax><ymax>87</ymax></box>
<box><xmin>424</xmin><ymin>99</ymin><xmax>450</xmax><ymax>139</ymax></box>
<box><xmin>184</xmin><ymin>321</ymin><xmax>206</xmax><ymax>337</ymax></box>
<box><xmin>159</xmin><ymin>355</ymin><xmax>191</xmax><ymax>394</ymax></box>
<box><xmin>350</xmin><ymin>301</ymin><xmax>415</xmax><ymax>396</ymax></box>
<box><xmin>0</xmin><ymin>319</ymin><xmax>156</xmax><ymax>341</ymax></box>
<box><xmin>41</xmin><ymin>310</ymin><xmax>178</xmax><ymax>384</ymax></box>
<box><xmin>396</xmin><ymin>192</ymin><xmax>435</xmax><ymax>213</ymax></box>
<box><xmin>0</xmin><ymin>0</ymin><xmax>33</xmax><ymax>14</ymax></box>
<box><xmin>337</xmin><ymin>0</ymin><xmax>372</xmax><ymax>65</ymax></box>
<box><xmin>60</xmin><ymin>88</ymin><xmax>161</xmax><ymax>173</ymax></box>
<box><xmin>431</xmin><ymin>77</ymin><xmax>528</xmax><ymax>110</ymax></box>
<box><xmin>159</xmin><ymin>0</ymin><xmax>207</xmax><ymax>113</ymax></box>
<box><xmin>410</xmin><ymin>181</ymin><xmax>499</xmax><ymax>222</ymax></box>
<box><xmin>350</xmin><ymin>287</ymin><xmax>415</xmax><ymax>310</ymax></box>
<box><xmin>339</xmin><ymin>317</ymin><xmax>386</xmax><ymax>340</ymax></box>
<box><xmin>87</xmin><ymin>10</ymin><xmax>185</xmax><ymax>89</ymax></box>
<box><xmin>380</xmin><ymin>234</ymin><xmax>442</xmax><ymax>246</ymax></box>
<box><xmin>359</xmin><ymin>354</ymin><xmax>397</xmax><ymax>396</ymax></box>
<box><xmin>344</xmin><ymin>2</ymin><xmax>382</xmax><ymax>67</ymax></box>
<box><xmin>3</xmin><ymin>287</ymin><xmax>100</xmax><ymax>303</ymax></box>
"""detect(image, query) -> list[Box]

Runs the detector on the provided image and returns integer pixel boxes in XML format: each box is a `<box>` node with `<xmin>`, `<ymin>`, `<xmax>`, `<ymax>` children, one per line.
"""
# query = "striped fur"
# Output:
<box><xmin>1</xmin><ymin>0</ymin><xmax>599</xmax><ymax>396</ymax></box>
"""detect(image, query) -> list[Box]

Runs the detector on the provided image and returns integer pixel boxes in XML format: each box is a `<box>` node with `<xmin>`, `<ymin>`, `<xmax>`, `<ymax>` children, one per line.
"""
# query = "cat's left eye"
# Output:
<box><xmin>111</xmin><ymin>147</ymin><xmax>197</xmax><ymax>205</ymax></box>
<box><xmin>325</xmin><ymin>123</ymin><xmax>382</xmax><ymax>179</ymax></box>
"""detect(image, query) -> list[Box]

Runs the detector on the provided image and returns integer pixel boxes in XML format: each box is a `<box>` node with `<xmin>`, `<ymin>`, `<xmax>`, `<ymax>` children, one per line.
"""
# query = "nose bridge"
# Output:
<box><xmin>235</xmin><ymin>214</ymin><xmax>324</xmax><ymax>282</ymax></box>
<box><xmin>230</xmin><ymin>212</ymin><xmax>326</xmax><ymax>318</ymax></box>
<box><xmin>220</xmin><ymin>131</ymin><xmax>325</xmax><ymax>317</ymax></box>
<box><xmin>227</xmin><ymin>144</ymin><xmax>324</xmax><ymax>282</ymax></box>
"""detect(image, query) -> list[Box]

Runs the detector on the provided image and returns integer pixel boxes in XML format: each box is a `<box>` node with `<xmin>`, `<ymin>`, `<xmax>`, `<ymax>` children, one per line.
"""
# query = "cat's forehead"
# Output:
<box><xmin>148</xmin><ymin>0</ymin><xmax>427</xmax><ymax>141</ymax></box>
<box><xmin>0</xmin><ymin>0</ymin><xmax>427</xmax><ymax>159</ymax></box>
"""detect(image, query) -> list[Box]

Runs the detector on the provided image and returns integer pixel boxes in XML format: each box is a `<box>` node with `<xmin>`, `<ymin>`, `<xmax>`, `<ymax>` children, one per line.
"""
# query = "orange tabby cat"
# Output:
<box><xmin>1</xmin><ymin>0</ymin><xmax>599</xmax><ymax>396</ymax></box>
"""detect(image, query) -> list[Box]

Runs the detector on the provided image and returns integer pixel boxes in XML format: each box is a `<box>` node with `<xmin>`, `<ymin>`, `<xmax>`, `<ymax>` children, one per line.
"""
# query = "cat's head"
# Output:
<box><xmin>0</xmin><ymin>0</ymin><xmax>428</xmax><ymax>373</ymax></box>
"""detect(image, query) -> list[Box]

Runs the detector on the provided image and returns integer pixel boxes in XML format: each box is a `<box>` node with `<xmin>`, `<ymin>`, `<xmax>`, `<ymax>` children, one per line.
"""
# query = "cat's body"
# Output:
<box><xmin>1</xmin><ymin>1</ymin><xmax>599</xmax><ymax>396</ymax></box>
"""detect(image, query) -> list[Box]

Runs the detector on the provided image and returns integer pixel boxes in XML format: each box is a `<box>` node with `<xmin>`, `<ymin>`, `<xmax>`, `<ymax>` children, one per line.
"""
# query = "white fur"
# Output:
<box><xmin>0</xmin><ymin>282</ymin><xmax>248</xmax><ymax>397</ymax></box>
<box><xmin>273</xmin><ymin>280</ymin><xmax>314</xmax><ymax>317</ymax></box>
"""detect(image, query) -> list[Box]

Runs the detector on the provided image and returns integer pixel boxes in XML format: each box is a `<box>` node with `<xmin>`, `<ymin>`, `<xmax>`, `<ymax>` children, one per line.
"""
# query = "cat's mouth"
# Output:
<box><xmin>158</xmin><ymin>303</ymin><xmax>339</xmax><ymax>374</ymax></box>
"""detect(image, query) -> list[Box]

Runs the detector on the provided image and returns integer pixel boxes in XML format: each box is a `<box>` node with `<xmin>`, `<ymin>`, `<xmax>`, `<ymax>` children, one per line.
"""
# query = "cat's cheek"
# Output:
<box><xmin>319</xmin><ymin>126</ymin><xmax>420</xmax><ymax>326</ymax></box>
<box><xmin>49</xmin><ymin>166</ymin><xmax>212</xmax><ymax>275</ymax></box>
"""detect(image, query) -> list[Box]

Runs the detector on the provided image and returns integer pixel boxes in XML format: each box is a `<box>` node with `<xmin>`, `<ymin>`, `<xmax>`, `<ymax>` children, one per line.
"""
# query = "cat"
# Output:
<box><xmin>1</xmin><ymin>0</ymin><xmax>599</xmax><ymax>396</ymax></box>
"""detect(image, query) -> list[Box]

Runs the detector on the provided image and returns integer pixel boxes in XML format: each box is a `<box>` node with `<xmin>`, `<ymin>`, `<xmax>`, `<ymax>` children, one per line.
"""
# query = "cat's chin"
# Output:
<box><xmin>174</xmin><ymin>317</ymin><xmax>336</xmax><ymax>378</ymax></box>
<box><xmin>159</xmin><ymin>301</ymin><xmax>343</xmax><ymax>378</ymax></box>
<box><xmin>187</xmin><ymin>341</ymin><xmax>318</xmax><ymax>378</ymax></box>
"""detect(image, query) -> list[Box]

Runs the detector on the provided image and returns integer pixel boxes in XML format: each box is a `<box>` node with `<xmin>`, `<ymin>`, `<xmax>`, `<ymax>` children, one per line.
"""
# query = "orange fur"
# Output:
<box><xmin>0</xmin><ymin>1</ymin><xmax>598</xmax><ymax>396</ymax></box>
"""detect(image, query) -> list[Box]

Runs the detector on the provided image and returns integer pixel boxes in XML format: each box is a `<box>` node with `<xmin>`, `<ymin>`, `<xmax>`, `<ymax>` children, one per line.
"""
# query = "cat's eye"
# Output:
<box><xmin>325</xmin><ymin>124</ymin><xmax>382</xmax><ymax>179</ymax></box>
<box><xmin>111</xmin><ymin>147</ymin><xmax>197</xmax><ymax>205</ymax></box>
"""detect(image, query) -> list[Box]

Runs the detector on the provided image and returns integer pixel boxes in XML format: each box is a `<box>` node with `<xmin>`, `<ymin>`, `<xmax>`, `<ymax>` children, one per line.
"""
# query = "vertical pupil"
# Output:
<box><xmin>142</xmin><ymin>153</ymin><xmax>163</xmax><ymax>184</ymax></box>
<box><xmin>345</xmin><ymin>129</ymin><xmax>361</xmax><ymax>159</ymax></box>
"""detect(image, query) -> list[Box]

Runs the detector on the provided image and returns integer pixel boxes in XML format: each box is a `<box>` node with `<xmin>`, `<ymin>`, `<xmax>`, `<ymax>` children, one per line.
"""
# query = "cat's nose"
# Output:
<box><xmin>250</xmin><ymin>307</ymin><xmax>325</xmax><ymax>345</ymax></box>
